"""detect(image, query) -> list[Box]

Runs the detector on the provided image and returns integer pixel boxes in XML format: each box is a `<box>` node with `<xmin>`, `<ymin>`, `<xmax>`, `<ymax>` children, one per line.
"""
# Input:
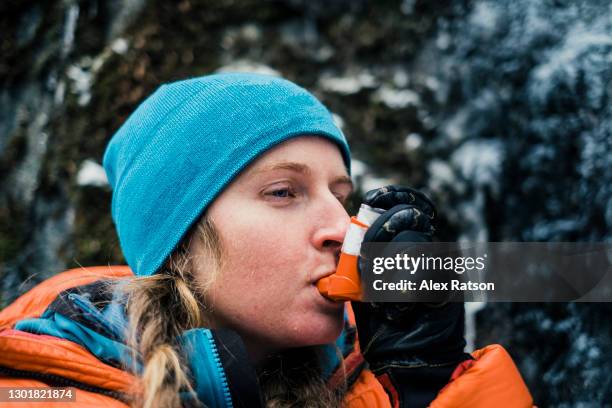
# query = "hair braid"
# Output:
<box><xmin>122</xmin><ymin>217</ymin><xmax>346</xmax><ymax>407</ymax></box>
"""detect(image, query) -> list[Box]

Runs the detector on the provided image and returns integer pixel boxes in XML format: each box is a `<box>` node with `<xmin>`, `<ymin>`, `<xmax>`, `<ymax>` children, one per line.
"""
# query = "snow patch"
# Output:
<box><xmin>332</xmin><ymin>113</ymin><xmax>345</xmax><ymax>129</ymax></box>
<box><xmin>427</xmin><ymin>159</ymin><xmax>456</xmax><ymax>193</ymax></box>
<box><xmin>77</xmin><ymin>159</ymin><xmax>108</xmax><ymax>187</ymax></box>
<box><xmin>66</xmin><ymin>65</ymin><xmax>93</xmax><ymax>106</ymax></box>
<box><xmin>392</xmin><ymin>70</ymin><xmax>409</xmax><ymax>88</ymax></box>
<box><xmin>111</xmin><ymin>38</ymin><xmax>129</xmax><ymax>55</ymax></box>
<box><xmin>404</xmin><ymin>133</ymin><xmax>423</xmax><ymax>151</ymax></box>
<box><xmin>373</xmin><ymin>86</ymin><xmax>420</xmax><ymax>109</ymax></box>
<box><xmin>530</xmin><ymin>21</ymin><xmax>612</xmax><ymax>103</ymax></box>
<box><xmin>241</xmin><ymin>23</ymin><xmax>262</xmax><ymax>42</ymax></box>
<box><xmin>350</xmin><ymin>159</ymin><xmax>367</xmax><ymax>178</ymax></box>
<box><xmin>465</xmin><ymin>302</ymin><xmax>486</xmax><ymax>352</ymax></box>
<box><xmin>451</xmin><ymin>139</ymin><xmax>503</xmax><ymax>193</ymax></box>
<box><xmin>318</xmin><ymin>72</ymin><xmax>376</xmax><ymax>95</ymax></box>
<box><xmin>216</xmin><ymin>60</ymin><xmax>281</xmax><ymax>77</ymax></box>
<box><xmin>436</xmin><ymin>32</ymin><xmax>451</xmax><ymax>50</ymax></box>
<box><xmin>61</xmin><ymin>4</ymin><xmax>79</xmax><ymax>58</ymax></box>
<box><xmin>469</xmin><ymin>2</ymin><xmax>499</xmax><ymax>35</ymax></box>
<box><xmin>54</xmin><ymin>80</ymin><xmax>66</xmax><ymax>105</ymax></box>
<box><xmin>350</xmin><ymin>159</ymin><xmax>395</xmax><ymax>193</ymax></box>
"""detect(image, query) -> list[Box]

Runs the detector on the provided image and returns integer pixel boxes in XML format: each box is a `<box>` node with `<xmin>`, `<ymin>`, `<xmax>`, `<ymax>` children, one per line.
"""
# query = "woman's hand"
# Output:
<box><xmin>351</xmin><ymin>185</ymin><xmax>472</xmax><ymax>407</ymax></box>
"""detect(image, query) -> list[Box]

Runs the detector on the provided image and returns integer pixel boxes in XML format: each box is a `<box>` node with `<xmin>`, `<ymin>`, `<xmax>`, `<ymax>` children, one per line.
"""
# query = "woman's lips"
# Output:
<box><xmin>312</xmin><ymin>284</ymin><xmax>344</xmax><ymax>309</ymax></box>
<box><xmin>311</xmin><ymin>268</ymin><xmax>337</xmax><ymax>284</ymax></box>
<box><xmin>316</xmin><ymin>276</ymin><xmax>331</xmax><ymax>297</ymax></box>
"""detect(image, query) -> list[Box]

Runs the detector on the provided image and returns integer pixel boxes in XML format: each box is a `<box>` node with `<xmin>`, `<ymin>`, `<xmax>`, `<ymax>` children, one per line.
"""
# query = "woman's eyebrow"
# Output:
<box><xmin>252</xmin><ymin>161</ymin><xmax>353</xmax><ymax>189</ymax></box>
<box><xmin>252</xmin><ymin>161</ymin><xmax>312</xmax><ymax>175</ymax></box>
<box><xmin>331</xmin><ymin>175</ymin><xmax>354</xmax><ymax>191</ymax></box>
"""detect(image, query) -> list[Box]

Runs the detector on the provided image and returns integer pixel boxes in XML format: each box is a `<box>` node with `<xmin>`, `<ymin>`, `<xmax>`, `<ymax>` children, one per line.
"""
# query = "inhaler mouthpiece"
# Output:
<box><xmin>316</xmin><ymin>204</ymin><xmax>383</xmax><ymax>301</ymax></box>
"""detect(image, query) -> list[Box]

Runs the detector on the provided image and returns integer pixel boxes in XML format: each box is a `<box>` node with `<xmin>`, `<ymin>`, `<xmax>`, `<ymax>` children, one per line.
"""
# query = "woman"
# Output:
<box><xmin>0</xmin><ymin>73</ymin><xmax>533</xmax><ymax>407</ymax></box>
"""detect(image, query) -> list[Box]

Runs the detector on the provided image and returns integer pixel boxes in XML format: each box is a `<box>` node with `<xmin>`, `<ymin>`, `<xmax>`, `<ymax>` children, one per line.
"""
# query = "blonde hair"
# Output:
<box><xmin>122</xmin><ymin>216</ymin><xmax>345</xmax><ymax>407</ymax></box>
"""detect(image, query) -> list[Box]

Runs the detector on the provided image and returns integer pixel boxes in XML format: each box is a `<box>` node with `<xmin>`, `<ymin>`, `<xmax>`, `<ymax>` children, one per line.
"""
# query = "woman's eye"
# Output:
<box><xmin>271</xmin><ymin>189</ymin><xmax>291</xmax><ymax>197</ymax></box>
<box><xmin>332</xmin><ymin>191</ymin><xmax>349</xmax><ymax>205</ymax></box>
<box><xmin>264</xmin><ymin>186</ymin><xmax>297</xmax><ymax>200</ymax></box>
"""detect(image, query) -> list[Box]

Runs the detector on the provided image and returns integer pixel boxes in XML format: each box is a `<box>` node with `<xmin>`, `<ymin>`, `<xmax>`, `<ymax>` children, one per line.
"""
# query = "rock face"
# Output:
<box><xmin>421</xmin><ymin>3</ymin><xmax>611</xmax><ymax>405</ymax></box>
<box><xmin>1</xmin><ymin>0</ymin><xmax>147</xmax><ymax>302</ymax></box>
<box><xmin>1</xmin><ymin>0</ymin><xmax>610</xmax><ymax>404</ymax></box>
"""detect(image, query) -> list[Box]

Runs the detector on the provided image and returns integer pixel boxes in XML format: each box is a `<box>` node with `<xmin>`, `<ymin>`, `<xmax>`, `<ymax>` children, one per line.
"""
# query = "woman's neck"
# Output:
<box><xmin>242</xmin><ymin>337</ymin><xmax>281</xmax><ymax>368</ymax></box>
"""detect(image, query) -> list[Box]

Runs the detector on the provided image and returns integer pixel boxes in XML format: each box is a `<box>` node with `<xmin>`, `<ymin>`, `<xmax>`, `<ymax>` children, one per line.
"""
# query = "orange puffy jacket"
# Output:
<box><xmin>0</xmin><ymin>266</ymin><xmax>534</xmax><ymax>407</ymax></box>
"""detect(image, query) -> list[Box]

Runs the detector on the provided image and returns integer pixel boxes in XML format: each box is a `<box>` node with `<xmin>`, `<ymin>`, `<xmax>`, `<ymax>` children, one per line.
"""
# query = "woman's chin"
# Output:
<box><xmin>288</xmin><ymin>316</ymin><xmax>344</xmax><ymax>347</ymax></box>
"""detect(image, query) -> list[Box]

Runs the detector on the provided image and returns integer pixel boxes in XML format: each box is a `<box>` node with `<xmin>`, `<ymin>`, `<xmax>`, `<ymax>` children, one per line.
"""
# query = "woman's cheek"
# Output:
<box><xmin>231</xmin><ymin>223</ymin><xmax>304</xmax><ymax>278</ymax></box>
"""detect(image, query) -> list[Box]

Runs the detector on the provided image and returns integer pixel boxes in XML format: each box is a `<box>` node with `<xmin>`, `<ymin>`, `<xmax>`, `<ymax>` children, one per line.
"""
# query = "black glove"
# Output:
<box><xmin>351</xmin><ymin>185</ymin><xmax>472</xmax><ymax>407</ymax></box>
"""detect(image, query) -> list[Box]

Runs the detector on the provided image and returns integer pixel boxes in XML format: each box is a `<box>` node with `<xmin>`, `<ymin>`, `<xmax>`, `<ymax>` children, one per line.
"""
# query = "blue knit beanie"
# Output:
<box><xmin>103</xmin><ymin>72</ymin><xmax>351</xmax><ymax>277</ymax></box>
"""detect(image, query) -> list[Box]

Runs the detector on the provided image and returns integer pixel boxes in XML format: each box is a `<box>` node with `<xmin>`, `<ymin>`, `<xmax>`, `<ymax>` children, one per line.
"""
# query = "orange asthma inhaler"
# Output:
<box><xmin>316</xmin><ymin>204</ymin><xmax>383</xmax><ymax>301</ymax></box>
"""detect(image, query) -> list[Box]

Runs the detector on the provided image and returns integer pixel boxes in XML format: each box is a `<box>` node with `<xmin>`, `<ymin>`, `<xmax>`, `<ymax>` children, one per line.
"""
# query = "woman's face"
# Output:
<box><xmin>192</xmin><ymin>136</ymin><xmax>352</xmax><ymax>361</ymax></box>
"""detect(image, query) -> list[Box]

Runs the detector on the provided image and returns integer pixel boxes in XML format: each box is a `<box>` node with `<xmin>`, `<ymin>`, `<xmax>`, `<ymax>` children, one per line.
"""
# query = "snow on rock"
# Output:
<box><xmin>318</xmin><ymin>71</ymin><xmax>377</xmax><ymax>95</ymax></box>
<box><xmin>76</xmin><ymin>159</ymin><xmax>108</xmax><ymax>187</ymax></box>
<box><xmin>216</xmin><ymin>60</ymin><xmax>281</xmax><ymax>77</ymax></box>
<box><xmin>373</xmin><ymin>85</ymin><xmax>420</xmax><ymax>109</ymax></box>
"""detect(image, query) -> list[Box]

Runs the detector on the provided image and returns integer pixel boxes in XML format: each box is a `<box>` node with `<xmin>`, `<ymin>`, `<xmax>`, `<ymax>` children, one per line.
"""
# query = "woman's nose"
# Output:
<box><xmin>311</xmin><ymin>193</ymin><xmax>351</xmax><ymax>253</ymax></box>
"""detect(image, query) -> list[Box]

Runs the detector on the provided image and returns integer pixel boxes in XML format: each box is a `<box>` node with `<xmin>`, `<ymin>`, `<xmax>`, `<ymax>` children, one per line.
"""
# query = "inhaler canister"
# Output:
<box><xmin>316</xmin><ymin>204</ymin><xmax>383</xmax><ymax>301</ymax></box>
